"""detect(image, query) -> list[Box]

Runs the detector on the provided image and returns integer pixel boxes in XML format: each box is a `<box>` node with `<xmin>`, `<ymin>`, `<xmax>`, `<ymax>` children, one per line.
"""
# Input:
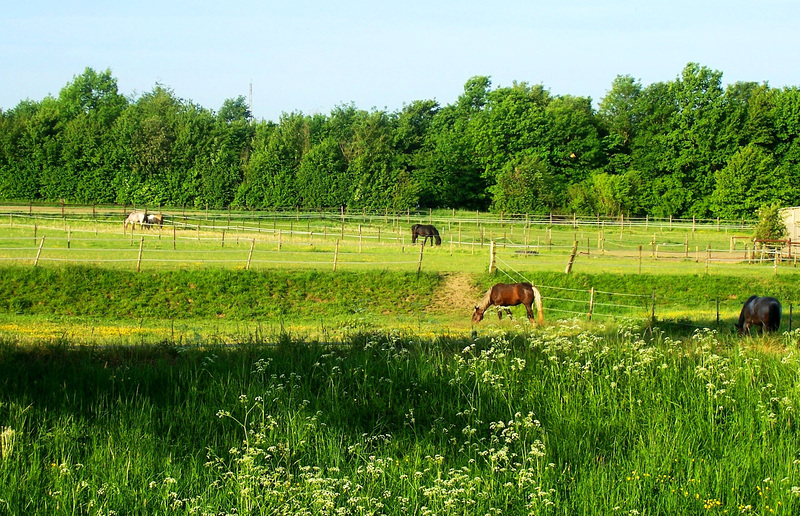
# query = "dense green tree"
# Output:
<box><xmin>218</xmin><ymin>96</ymin><xmax>252</xmax><ymax>124</ymax></box>
<box><xmin>32</xmin><ymin>69</ymin><xmax>128</xmax><ymax>203</ymax></box>
<box><xmin>489</xmin><ymin>153</ymin><xmax>555</xmax><ymax>214</ymax></box>
<box><xmin>709</xmin><ymin>144</ymin><xmax>784</xmax><ymax>218</ymax></box>
<box><xmin>567</xmin><ymin>171</ymin><xmax>639</xmax><ymax>216</ymax></box>
<box><xmin>2</xmin><ymin>65</ymin><xmax>800</xmax><ymax>217</ymax></box>
<box><xmin>417</xmin><ymin>104</ymin><xmax>486</xmax><ymax>209</ymax></box>
<box><xmin>0</xmin><ymin>101</ymin><xmax>48</xmax><ymax>200</ymax></box>
<box><xmin>295</xmin><ymin>137</ymin><xmax>349</xmax><ymax>207</ymax></box>
<box><xmin>598</xmin><ymin>75</ymin><xmax>641</xmax><ymax>176</ymax></box>
<box><xmin>626</xmin><ymin>81</ymin><xmax>677</xmax><ymax>216</ymax></box>
<box><xmin>664</xmin><ymin>63</ymin><xmax>727</xmax><ymax>216</ymax></box>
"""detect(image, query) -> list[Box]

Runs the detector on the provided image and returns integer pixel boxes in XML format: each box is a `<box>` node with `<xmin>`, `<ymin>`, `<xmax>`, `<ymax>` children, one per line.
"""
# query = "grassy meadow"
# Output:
<box><xmin>3</xmin><ymin>326</ymin><xmax>800</xmax><ymax>514</ymax></box>
<box><xmin>2</xmin><ymin>205</ymin><xmax>800</xmax><ymax>514</ymax></box>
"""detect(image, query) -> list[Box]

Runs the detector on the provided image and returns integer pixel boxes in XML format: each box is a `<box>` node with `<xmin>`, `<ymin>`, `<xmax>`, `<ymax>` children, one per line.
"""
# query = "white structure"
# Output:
<box><xmin>780</xmin><ymin>206</ymin><xmax>800</xmax><ymax>242</ymax></box>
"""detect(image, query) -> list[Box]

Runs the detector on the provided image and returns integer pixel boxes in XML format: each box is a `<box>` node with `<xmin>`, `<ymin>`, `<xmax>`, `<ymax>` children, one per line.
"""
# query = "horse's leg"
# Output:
<box><xmin>525</xmin><ymin>303</ymin><xmax>534</xmax><ymax>322</ymax></box>
<box><xmin>505</xmin><ymin>308</ymin><xmax>513</xmax><ymax>320</ymax></box>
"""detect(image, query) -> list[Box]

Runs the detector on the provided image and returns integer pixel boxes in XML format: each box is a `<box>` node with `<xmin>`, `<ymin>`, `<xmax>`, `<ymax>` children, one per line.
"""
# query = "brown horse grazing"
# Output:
<box><xmin>472</xmin><ymin>282</ymin><xmax>543</xmax><ymax>324</ymax></box>
<box><xmin>411</xmin><ymin>224</ymin><xmax>441</xmax><ymax>246</ymax></box>
<box><xmin>145</xmin><ymin>213</ymin><xmax>164</xmax><ymax>228</ymax></box>
<box><xmin>735</xmin><ymin>295</ymin><xmax>782</xmax><ymax>335</ymax></box>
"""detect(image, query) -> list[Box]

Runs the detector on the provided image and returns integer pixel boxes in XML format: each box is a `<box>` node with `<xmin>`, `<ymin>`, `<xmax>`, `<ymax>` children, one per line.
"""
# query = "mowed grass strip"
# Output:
<box><xmin>1</xmin><ymin>266</ymin><xmax>799</xmax><ymax>344</ymax></box>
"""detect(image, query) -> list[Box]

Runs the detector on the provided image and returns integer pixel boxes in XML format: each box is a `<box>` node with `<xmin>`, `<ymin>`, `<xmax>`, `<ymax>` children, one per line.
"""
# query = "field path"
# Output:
<box><xmin>429</xmin><ymin>272</ymin><xmax>480</xmax><ymax>315</ymax></box>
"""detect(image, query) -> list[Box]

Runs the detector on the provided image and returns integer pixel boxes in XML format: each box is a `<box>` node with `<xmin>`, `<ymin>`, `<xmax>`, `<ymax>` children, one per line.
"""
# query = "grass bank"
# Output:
<box><xmin>1</xmin><ymin>266</ymin><xmax>799</xmax><ymax>343</ymax></box>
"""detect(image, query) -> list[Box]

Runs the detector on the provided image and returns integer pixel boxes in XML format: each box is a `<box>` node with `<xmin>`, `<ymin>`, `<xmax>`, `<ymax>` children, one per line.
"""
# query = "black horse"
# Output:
<box><xmin>735</xmin><ymin>295</ymin><xmax>782</xmax><ymax>335</ymax></box>
<box><xmin>411</xmin><ymin>224</ymin><xmax>441</xmax><ymax>246</ymax></box>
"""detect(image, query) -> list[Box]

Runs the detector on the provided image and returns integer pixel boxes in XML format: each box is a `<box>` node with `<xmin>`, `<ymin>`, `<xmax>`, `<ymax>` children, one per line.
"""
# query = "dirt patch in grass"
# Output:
<box><xmin>428</xmin><ymin>273</ymin><xmax>481</xmax><ymax>315</ymax></box>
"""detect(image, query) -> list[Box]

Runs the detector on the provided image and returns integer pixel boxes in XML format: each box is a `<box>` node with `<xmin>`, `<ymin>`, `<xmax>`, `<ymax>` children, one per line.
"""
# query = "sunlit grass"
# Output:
<box><xmin>0</xmin><ymin>208</ymin><xmax>781</xmax><ymax>277</ymax></box>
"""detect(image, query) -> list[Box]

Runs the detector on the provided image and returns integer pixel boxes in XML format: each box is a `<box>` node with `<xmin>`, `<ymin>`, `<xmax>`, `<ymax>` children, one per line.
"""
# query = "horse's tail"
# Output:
<box><xmin>531</xmin><ymin>285</ymin><xmax>543</xmax><ymax>325</ymax></box>
<box><xmin>769</xmin><ymin>300</ymin><xmax>782</xmax><ymax>332</ymax></box>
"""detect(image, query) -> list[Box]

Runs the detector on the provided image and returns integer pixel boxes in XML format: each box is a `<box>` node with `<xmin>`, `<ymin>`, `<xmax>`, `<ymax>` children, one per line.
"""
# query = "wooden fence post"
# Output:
<box><xmin>246</xmin><ymin>239</ymin><xmax>255</xmax><ymax>270</ymax></box>
<box><xmin>565</xmin><ymin>241</ymin><xmax>578</xmax><ymax>274</ymax></box>
<box><xmin>33</xmin><ymin>236</ymin><xmax>45</xmax><ymax>267</ymax></box>
<box><xmin>417</xmin><ymin>240</ymin><xmax>425</xmax><ymax>275</ymax></box>
<box><xmin>488</xmin><ymin>241</ymin><xmax>496</xmax><ymax>273</ymax></box>
<box><xmin>333</xmin><ymin>240</ymin><xmax>339</xmax><ymax>271</ymax></box>
<box><xmin>136</xmin><ymin>237</ymin><xmax>144</xmax><ymax>272</ymax></box>
<box><xmin>774</xmin><ymin>249</ymin><xmax>779</xmax><ymax>276</ymax></box>
<box><xmin>651</xmin><ymin>289</ymin><xmax>656</xmax><ymax>325</ymax></box>
<box><xmin>638</xmin><ymin>245</ymin><xmax>642</xmax><ymax>274</ymax></box>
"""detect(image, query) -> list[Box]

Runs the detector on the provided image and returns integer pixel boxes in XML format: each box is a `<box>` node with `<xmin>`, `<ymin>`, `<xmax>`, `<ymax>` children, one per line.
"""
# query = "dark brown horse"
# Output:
<box><xmin>735</xmin><ymin>295</ymin><xmax>782</xmax><ymax>335</ymax></box>
<box><xmin>411</xmin><ymin>224</ymin><xmax>441</xmax><ymax>246</ymax></box>
<box><xmin>145</xmin><ymin>213</ymin><xmax>164</xmax><ymax>228</ymax></box>
<box><xmin>472</xmin><ymin>282</ymin><xmax>543</xmax><ymax>324</ymax></box>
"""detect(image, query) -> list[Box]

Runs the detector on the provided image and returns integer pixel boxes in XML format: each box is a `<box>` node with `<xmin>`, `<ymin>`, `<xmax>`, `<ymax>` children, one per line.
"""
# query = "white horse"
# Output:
<box><xmin>124</xmin><ymin>211</ymin><xmax>147</xmax><ymax>230</ymax></box>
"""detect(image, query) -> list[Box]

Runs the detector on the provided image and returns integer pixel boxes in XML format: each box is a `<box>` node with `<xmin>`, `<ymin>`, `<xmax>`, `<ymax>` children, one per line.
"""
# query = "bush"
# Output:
<box><xmin>753</xmin><ymin>203</ymin><xmax>787</xmax><ymax>244</ymax></box>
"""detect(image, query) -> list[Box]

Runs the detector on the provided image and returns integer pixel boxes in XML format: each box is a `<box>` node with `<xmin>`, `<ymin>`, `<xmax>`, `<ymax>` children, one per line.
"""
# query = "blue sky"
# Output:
<box><xmin>2</xmin><ymin>0</ymin><xmax>798</xmax><ymax>122</ymax></box>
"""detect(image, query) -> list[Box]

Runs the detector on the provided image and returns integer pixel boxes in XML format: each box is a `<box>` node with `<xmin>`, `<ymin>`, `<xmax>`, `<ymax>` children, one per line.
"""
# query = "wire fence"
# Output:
<box><xmin>493</xmin><ymin>254</ymin><xmax>654</xmax><ymax>322</ymax></box>
<box><xmin>2</xmin><ymin>206</ymin><xmax>798</xmax><ymax>330</ymax></box>
<box><xmin>0</xmin><ymin>202</ymin><xmax>758</xmax><ymax>231</ymax></box>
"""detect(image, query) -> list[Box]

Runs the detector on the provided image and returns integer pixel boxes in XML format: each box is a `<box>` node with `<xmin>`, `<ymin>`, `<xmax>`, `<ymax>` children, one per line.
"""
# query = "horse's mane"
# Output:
<box><xmin>738</xmin><ymin>295</ymin><xmax>760</xmax><ymax>326</ymax></box>
<box><xmin>475</xmin><ymin>288</ymin><xmax>493</xmax><ymax>312</ymax></box>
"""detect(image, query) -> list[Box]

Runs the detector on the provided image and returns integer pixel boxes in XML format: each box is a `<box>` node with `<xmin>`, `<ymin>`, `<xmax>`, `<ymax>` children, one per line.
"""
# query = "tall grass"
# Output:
<box><xmin>2</xmin><ymin>325</ymin><xmax>800</xmax><ymax>514</ymax></box>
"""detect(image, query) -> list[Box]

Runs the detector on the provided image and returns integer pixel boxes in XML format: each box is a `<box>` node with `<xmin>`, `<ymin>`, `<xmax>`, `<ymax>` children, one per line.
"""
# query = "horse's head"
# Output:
<box><xmin>472</xmin><ymin>306</ymin><xmax>484</xmax><ymax>323</ymax></box>
<box><xmin>734</xmin><ymin>322</ymin><xmax>744</xmax><ymax>335</ymax></box>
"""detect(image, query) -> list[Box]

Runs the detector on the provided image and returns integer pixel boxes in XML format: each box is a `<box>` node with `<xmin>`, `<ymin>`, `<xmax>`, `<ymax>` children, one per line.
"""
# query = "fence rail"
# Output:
<box><xmin>1</xmin><ymin>206</ymin><xmax>797</xmax><ymax>329</ymax></box>
<box><xmin>0</xmin><ymin>203</ymin><xmax>757</xmax><ymax>231</ymax></box>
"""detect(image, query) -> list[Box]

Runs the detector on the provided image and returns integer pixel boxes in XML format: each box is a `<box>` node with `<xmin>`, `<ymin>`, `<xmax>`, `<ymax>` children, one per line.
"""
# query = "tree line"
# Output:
<box><xmin>1</xmin><ymin>64</ymin><xmax>798</xmax><ymax>219</ymax></box>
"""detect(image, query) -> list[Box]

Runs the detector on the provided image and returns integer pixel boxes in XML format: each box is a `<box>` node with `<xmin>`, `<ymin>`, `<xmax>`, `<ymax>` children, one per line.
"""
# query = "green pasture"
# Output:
<box><xmin>0</xmin><ymin>206</ymin><xmax>787</xmax><ymax>281</ymax></box>
<box><xmin>4</xmin><ymin>207</ymin><xmax>800</xmax><ymax>514</ymax></box>
<box><xmin>1</xmin><ymin>265</ymin><xmax>798</xmax><ymax>346</ymax></box>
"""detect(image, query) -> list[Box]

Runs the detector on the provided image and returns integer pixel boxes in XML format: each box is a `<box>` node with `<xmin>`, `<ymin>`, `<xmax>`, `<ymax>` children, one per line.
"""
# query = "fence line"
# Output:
<box><xmin>493</xmin><ymin>255</ymin><xmax>652</xmax><ymax>323</ymax></box>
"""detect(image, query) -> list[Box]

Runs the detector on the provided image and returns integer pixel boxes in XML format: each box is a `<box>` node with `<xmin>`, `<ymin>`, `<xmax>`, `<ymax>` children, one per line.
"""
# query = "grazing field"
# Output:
<box><xmin>2</xmin><ymin>205</ymin><xmax>800</xmax><ymax>514</ymax></box>
<box><xmin>0</xmin><ymin>205</ymin><xmax>778</xmax><ymax>279</ymax></box>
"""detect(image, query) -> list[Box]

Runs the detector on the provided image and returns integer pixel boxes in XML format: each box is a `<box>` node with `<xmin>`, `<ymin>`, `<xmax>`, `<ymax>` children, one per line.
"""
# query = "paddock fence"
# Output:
<box><xmin>2</xmin><ymin>204</ymin><xmax>798</xmax><ymax>330</ymax></box>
